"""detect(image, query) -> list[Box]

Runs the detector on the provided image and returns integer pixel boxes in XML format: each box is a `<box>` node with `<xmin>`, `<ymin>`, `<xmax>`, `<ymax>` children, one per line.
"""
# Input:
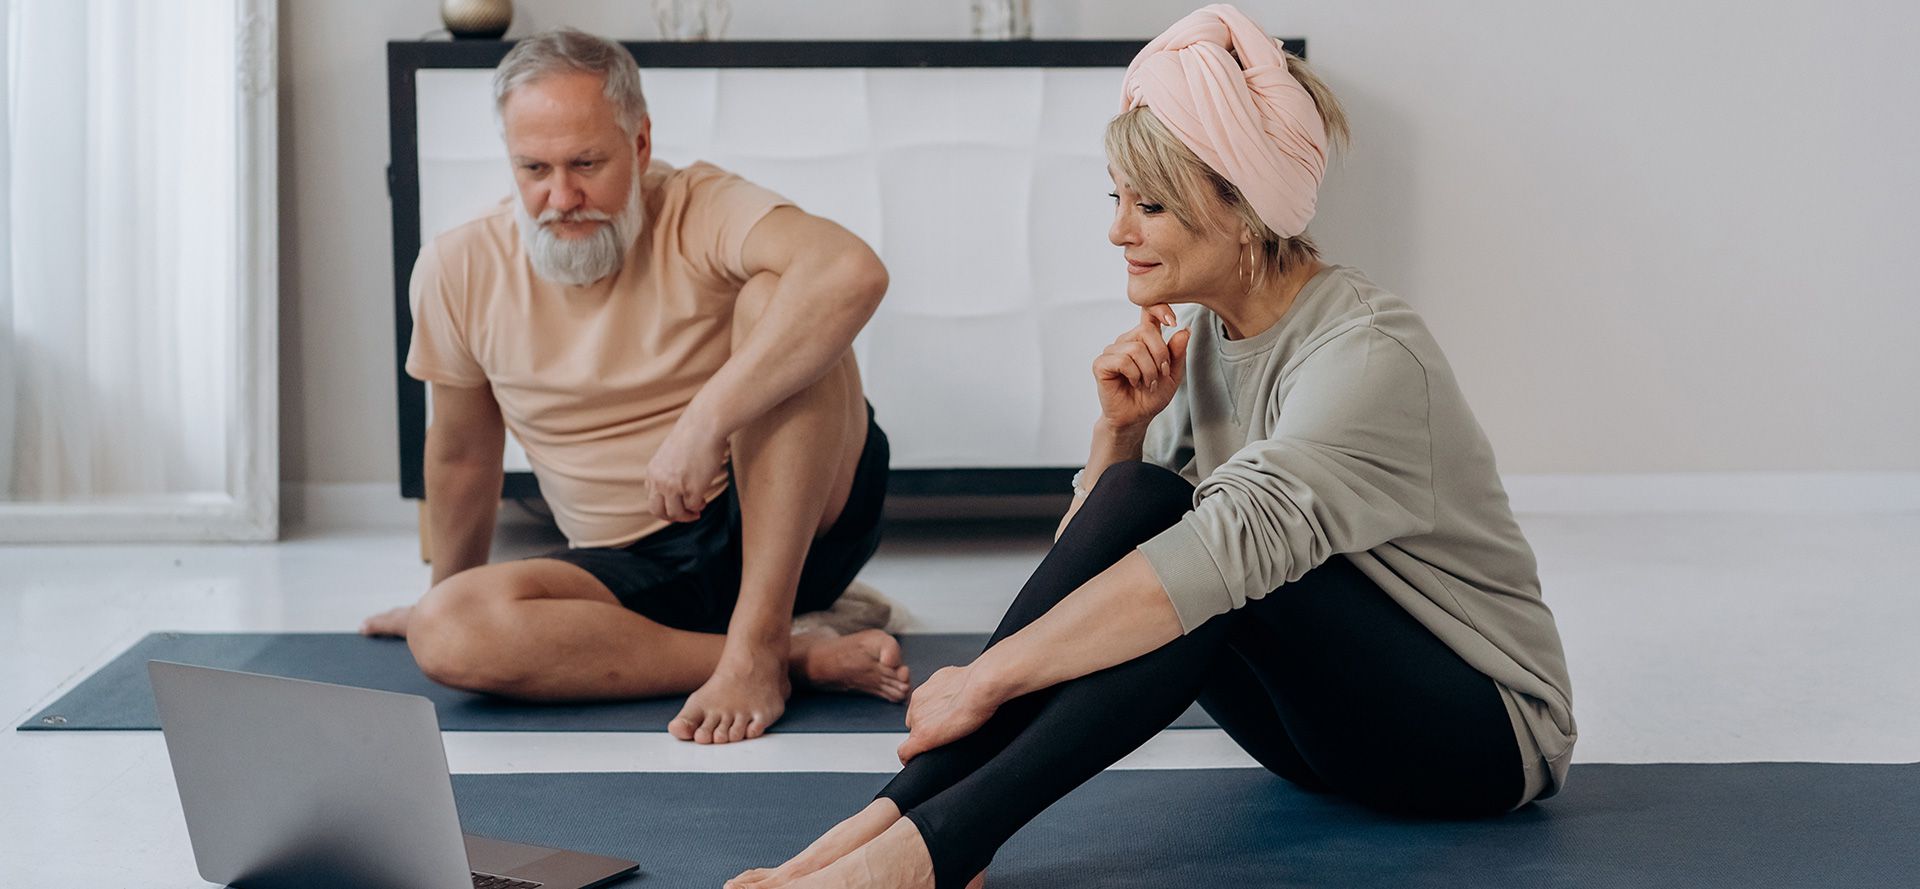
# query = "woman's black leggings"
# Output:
<box><xmin>876</xmin><ymin>462</ymin><xmax>1525</xmax><ymax>889</ymax></box>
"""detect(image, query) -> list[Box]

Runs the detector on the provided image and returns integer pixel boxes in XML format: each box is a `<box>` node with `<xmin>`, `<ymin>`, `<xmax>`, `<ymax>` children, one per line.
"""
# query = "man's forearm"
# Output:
<box><xmin>423</xmin><ymin>459</ymin><xmax>503</xmax><ymax>585</ymax></box>
<box><xmin>681</xmin><ymin>256</ymin><xmax>884</xmax><ymax>443</ymax></box>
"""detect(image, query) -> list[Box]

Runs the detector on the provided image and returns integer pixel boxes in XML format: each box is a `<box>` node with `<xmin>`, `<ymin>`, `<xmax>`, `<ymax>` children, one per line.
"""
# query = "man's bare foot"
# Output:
<box><xmin>359</xmin><ymin>605</ymin><xmax>414</xmax><ymax>638</ymax></box>
<box><xmin>725</xmin><ymin>799</ymin><xmax>902</xmax><ymax>889</ymax></box>
<box><xmin>781</xmin><ymin>817</ymin><xmax>939</xmax><ymax>889</ymax></box>
<box><xmin>671</xmin><ymin>647</ymin><xmax>794</xmax><ymax>744</ymax></box>
<box><xmin>793</xmin><ymin>628</ymin><xmax>911</xmax><ymax>702</ymax></box>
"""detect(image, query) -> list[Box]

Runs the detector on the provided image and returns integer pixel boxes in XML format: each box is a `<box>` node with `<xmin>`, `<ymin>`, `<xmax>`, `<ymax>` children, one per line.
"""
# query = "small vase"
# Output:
<box><xmin>654</xmin><ymin>0</ymin><xmax>731</xmax><ymax>42</ymax></box>
<box><xmin>972</xmin><ymin>0</ymin><xmax>1032</xmax><ymax>40</ymax></box>
<box><xmin>442</xmin><ymin>0</ymin><xmax>512</xmax><ymax>40</ymax></box>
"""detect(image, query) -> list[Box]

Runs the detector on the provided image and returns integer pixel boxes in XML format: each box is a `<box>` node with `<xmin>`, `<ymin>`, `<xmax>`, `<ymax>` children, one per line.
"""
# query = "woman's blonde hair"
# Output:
<box><xmin>1104</xmin><ymin>49</ymin><xmax>1349</xmax><ymax>289</ymax></box>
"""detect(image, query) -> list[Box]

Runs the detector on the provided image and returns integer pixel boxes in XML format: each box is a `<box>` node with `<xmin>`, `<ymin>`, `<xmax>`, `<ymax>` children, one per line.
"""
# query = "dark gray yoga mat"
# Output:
<box><xmin>451</xmin><ymin>764</ymin><xmax>1920</xmax><ymax>888</ymax></box>
<box><xmin>19</xmin><ymin>632</ymin><xmax>1215</xmax><ymax>732</ymax></box>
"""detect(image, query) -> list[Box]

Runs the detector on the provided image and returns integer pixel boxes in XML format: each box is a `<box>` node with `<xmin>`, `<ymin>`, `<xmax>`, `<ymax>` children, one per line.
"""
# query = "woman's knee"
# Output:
<box><xmin>1064</xmin><ymin>461</ymin><xmax>1193</xmax><ymax>541</ymax></box>
<box><xmin>1088</xmin><ymin>460</ymin><xmax>1189</xmax><ymax>499</ymax></box>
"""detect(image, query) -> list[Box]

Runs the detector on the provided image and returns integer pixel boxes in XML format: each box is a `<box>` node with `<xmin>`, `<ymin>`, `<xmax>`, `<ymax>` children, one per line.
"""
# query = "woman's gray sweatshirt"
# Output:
<box><xmin>1136</xmin><ymin>264</ymin><xmax>1575</xmax><ymax>802</ymax></box>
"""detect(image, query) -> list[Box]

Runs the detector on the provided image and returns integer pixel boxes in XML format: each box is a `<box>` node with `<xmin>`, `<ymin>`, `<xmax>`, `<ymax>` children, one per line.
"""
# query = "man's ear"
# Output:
<box><xmin>633</xmin><ymin>115</ymin><xmax>653</xmax><ymax>167</ymax></box>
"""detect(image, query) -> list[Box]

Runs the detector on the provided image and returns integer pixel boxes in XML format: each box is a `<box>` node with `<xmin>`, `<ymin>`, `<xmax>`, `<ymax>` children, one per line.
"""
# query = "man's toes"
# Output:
<box><xmin>669</xmin><ymin>709</ymin><xmax>700</xmax><ymax>741</ymax></box>
<box><xmin>727</xmin><ymin>716</ymin><xmax>752</xmax><ymax>743</ymax></box>
<box><xmin>695</xmin><ymin>712</ymin><xmax>723</xmax><ymax>744</ymax></box>
<box><xmin>873</xmin><ymin>632</ymin><xmax>904</xmax><ymax>668</ymax></box>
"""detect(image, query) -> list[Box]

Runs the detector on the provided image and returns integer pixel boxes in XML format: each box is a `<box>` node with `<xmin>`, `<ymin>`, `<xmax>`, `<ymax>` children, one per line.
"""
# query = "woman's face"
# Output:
<box><xmin>1107</xmin><ymin>166</ymin><xmax>1244</xmax><ymax>309</ymax></box>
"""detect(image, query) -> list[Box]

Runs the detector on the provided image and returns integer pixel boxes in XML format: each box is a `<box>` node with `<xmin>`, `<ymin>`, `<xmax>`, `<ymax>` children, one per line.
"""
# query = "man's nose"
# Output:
<box><xmin>547</xmin><ymin>171</ymin><xmax>584</xmax><ymax>213</ymax></box>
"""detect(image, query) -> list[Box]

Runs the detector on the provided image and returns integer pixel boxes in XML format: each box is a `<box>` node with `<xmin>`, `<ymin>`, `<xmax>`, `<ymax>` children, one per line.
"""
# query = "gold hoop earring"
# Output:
<box><xmin>1242</xmin><ymin>244</ymin><xmax>1255</xmax><ymax>292</ymax></box>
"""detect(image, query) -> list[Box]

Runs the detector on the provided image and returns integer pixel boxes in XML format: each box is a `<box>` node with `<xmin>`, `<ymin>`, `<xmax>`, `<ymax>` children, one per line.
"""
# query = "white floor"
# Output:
<box><xmin>4</xmin><ymin>510</ymin><xmax>1918</xmax><ymax>885</ymax></box>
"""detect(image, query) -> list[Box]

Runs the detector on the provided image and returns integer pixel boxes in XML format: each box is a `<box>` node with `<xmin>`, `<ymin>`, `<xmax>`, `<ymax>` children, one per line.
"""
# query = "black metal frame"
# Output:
<box><xmin>388</xmin><ymin>38</ymin><xmax>1306</xmax><ymax>500</ymax></box>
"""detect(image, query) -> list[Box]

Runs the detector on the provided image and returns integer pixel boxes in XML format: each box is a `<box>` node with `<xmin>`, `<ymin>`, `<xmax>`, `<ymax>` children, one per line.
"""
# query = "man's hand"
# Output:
<box><xmin>646</xmin><ymin>416</ymin><xmax>728</xmax><ymax>522</ymax></box>
<box><xmin>897</xmin><ymin>663</ymin><xmax>1004</xmax><ymax>765</ymax></box>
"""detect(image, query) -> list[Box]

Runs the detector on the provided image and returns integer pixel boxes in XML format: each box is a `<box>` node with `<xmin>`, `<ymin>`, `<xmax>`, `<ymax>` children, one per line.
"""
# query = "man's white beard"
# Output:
<box><xmin>515</xmin><ymin>168</ymin><xmax>646</xmax><ymax>287</ymax></box>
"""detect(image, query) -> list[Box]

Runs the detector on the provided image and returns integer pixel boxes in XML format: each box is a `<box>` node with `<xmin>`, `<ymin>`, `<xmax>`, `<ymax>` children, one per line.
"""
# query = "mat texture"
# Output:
<box><xmin>19</xmin><ymin>632</ymin><xmax>1215</xmax><ymax>732</ymax></box>
<box><xmin>451</xmin><ymin>764</ymin><xmax>1920</xmax><ymax>888</ymax></box>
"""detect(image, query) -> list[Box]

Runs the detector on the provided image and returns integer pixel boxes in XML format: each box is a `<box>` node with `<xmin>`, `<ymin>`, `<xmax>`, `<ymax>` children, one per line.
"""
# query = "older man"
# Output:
<box><xmin>361</xmin><ymin>28</ymin><xmax>907</xmax><ymax>744</ymax></box>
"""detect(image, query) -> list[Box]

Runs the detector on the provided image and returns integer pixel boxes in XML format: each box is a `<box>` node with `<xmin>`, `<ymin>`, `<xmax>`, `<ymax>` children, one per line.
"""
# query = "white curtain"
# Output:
<box><xmin>5</xmin><ymin>0</ymin><xmax>234</xmax><ymax>502</ymax></box>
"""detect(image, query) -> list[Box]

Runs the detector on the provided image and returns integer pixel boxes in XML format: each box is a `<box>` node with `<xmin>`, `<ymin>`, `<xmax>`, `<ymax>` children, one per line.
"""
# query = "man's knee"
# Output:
<box><xmin>406</xmin><ymin>572</ymin><xmax>532</xmax><ymax>694</ymax></box>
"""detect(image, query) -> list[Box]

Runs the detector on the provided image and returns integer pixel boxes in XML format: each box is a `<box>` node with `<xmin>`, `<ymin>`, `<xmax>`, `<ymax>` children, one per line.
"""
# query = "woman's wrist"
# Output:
<box><xmin>968</xmin><ymin>646</ymin><xmax>1032</xmax><ymax>707</ymax></box>
<box><xmin>1094</xmin><ymin>417</ymin><xmax>1151</xmax><ymax>446</ymax></box>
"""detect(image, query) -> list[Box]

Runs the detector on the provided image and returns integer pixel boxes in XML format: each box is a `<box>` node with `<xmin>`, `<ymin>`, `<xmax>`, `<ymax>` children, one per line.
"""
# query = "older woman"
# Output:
<box><xmin>728</xmin><ymin>5</ymin><xmax>1576</xmax><ymax>888</ymax></box>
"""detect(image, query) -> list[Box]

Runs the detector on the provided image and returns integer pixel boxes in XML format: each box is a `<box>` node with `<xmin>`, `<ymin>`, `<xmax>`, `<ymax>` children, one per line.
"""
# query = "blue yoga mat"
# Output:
<box><xmin>19</xmin><ymin>632</ymin><xmax>1217</xmax><ymax>732</ymax></box>
<box><xmin>450</xmin><ymin>765</ymin><xmax>1920</xmax><ymax>888</ymax></box>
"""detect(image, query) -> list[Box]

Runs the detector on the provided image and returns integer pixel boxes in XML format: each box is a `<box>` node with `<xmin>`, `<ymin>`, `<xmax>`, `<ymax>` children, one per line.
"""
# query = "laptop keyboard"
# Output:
<box><xmin>472</xmin><ymin>872</ymin><xmax>542</xmax><ymax>889</ymax></box>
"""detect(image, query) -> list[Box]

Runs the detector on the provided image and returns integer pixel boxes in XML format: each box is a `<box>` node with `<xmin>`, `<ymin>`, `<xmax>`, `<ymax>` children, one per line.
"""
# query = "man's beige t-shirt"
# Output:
<box><xmin>406</xmin><ymin>160</ymin><xmax>791</xmax><ymax>549</ymax></box>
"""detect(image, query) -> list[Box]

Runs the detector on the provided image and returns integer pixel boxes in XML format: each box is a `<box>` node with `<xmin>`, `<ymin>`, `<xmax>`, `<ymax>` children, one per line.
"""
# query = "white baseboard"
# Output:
<box><xmin>282</xmin><ymin>472</ymin><xmax>1920</xmax><ymax>533</ymax></box>
<box><xmin>280</xmin><ymin>482</ymin><xmax>554</xmax><ymax>532</ymax></box>
<box><xmin>1500</xmin><ymin>472</ymin><xmax>1920</xmax><ymax>515</ymax></box>
<box><xmin>281</xmin><ymin>483</ymin><xmax>415</xmax><ymax>530</ymax></box>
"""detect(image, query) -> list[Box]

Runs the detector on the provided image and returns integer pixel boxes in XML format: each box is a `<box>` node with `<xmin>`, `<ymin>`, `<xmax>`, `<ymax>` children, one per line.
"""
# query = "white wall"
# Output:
<box><xmin>279</xmin><ymin>0</ymin><xmax>1920</xmax><ymax>486</ymax></box>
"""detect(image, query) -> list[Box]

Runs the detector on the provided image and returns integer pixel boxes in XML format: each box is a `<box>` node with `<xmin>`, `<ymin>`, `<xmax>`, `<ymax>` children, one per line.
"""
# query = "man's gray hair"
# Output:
<box><xmin>494</xmin><ymin>28</ymin><xmax>648</xmax><ymax>134</ymax></box>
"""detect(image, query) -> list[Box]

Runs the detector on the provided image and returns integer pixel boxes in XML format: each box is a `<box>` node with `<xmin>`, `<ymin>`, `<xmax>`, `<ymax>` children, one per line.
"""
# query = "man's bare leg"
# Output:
<box><xmin>671</xmin><ymin>271</ymin><xmax>910</xmax><ymax>744</ymax></box>
<box><xmin>398</xmin><ymin>559</ymin><xmax>728</xmax><ymax>700</ymax></box>
<box><xmin>379</xmin><ymin>557</ymin><xmax>894</xmax><ymax>704</ymax></box>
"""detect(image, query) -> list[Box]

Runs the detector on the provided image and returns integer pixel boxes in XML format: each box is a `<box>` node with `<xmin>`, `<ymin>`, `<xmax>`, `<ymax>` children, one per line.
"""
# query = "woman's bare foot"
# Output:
<box><xmin>725</xmin><ymin>799</ymin><xmax>901</xmax><ymax>888</ymax></box>
<box><xmin>359</xmin><ymin>605</ymin><xmax>414</xmax><ymax>638</ymax></box>
<box><xmin>792</xmin><ymin>628</ymin><xmax>911</xmax><ymax>702</ymax></box>
<box><xmin>782</xmin><ymin>817</ymin><xmax>938</xmax><ymax>889</ymax></box>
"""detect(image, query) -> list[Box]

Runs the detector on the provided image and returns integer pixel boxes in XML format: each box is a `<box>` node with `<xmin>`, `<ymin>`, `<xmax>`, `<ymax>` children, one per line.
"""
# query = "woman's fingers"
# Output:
<box><xmin>1167</xmin><ymin>326</ymin><xmax>1192</xmax><ymax>385</ymax></box>
<box><xmin>1094</xmin><ymin>350</ymin><xmax>1145</xmax><ymax>388</ymax></box>
<box><xmin>1120</xmin><ymin>341</ymin><xmax>1162</xmax><ymax>388</ymax></box>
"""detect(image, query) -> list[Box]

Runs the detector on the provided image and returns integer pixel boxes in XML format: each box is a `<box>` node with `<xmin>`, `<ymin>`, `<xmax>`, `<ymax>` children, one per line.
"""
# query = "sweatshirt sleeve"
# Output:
<box><xmin>1137</xmin><ymin>327</ymin><xmax>1438</xmax><ymax>632</ymax></box>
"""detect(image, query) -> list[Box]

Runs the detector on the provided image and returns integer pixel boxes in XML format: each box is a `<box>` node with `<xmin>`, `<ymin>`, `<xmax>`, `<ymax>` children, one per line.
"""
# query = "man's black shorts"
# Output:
<box><xmin>535</xmin><ymin>403</ymin><xmax>889</xmax><ymax>634</ymax></box>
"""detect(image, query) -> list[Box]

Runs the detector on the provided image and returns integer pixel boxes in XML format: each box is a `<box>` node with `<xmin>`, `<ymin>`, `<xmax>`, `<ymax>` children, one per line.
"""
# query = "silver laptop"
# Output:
<box><xmin>149</xmin><ymin>661</ymin><xmax>639</xmax><ymax>889</ymax></box>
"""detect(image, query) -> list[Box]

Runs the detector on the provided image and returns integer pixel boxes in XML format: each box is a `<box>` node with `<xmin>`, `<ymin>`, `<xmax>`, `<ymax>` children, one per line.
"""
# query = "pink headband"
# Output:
<box><xmin>1120</xmin><ymin>4</ymin><xmax>1328</xmax><ymax>239</ymax></box>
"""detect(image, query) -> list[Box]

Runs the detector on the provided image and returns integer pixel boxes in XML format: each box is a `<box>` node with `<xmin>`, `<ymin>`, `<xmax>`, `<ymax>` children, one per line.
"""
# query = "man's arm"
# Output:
<box><xmin>423</xmin><ymin>381</ymin><xmax>507</xmax><ymax>586</ymax></box>
<box><xmin>695</xmin><ymin>206</ymin><xmax>885</xmax><ymax>439</ymax></box>
<box><xmin>644</xmin><ymin>206</ymin><xmax>887</xmax><ymax>520</ymax></box>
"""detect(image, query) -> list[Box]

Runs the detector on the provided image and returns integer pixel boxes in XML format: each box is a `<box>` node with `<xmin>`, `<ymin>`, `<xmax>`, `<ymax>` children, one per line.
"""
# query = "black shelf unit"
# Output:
<box><xmin>388</xmin><ymin>38</ymin><xmax>1306</xmax><ymax>501</ymax></box>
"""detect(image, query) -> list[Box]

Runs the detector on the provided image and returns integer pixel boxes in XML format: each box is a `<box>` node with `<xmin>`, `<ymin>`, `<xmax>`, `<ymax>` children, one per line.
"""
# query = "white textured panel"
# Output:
<box><xmin>1038</xmin><ymin>67</ymin><xmax>1124</xmax><ymax>158</ymax></box>
<box><xmin>864</xmin><ymin>312</ymin><xmax>1043</xmax><ymax>468</ymax></box>
<box><xmin>1030</xmin><ymin>152</ymin><xmax>1126</xmax><ymax>308</ymax></box>
<box><xmin>416</xmin><ymin>69</ymin><xmax>499</xmax><ymax>160</ymax></box>
<box><xmin>419</xmin><ymin>159</ymin><xmax>512</xmax><ymax>241</ymax></box>
<box><xmin>636</xmin><ymin>67</ymin><xmax>719</xmax><ymax>155</ymax></box>
<box><xmin>412</xmin><ymin>64</ymin><xmax>1135</xmax><ymax>471</ymax></box>
<box><xmin>876</xmin><ymin>145</ymin><xmax>1033</xmax><ymax>318</ymax></box>
<box><xmin>866</xmin><ymin>68</ymin><xmax>1043</xmax><ymax>148</ymax></box>
<box><xmin>1035</xmin><ymin>301</ymin><xmax>1146</xmax><ymax>464</ymax></box>
<box><xmin>707</xmin><ymin>152</ymin><xmax>884</xmax><ymax>255</ymax></box>
<box><xmin>711</xmin><ymin>69</ymin><xmax>869</xmax><ymax>157</ymax></box>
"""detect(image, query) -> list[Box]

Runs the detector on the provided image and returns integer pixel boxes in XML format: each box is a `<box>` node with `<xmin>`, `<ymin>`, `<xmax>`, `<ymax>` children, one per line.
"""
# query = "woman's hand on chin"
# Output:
<box><xmin>1094</xmin><ymin>304</ymin><xmax>1190</xmax><ymax>431</ymax></box>
<box><xmin>897</xmin><ymin>664</ymin><xmax>1004</xmax><ymax>765</ymax></box>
